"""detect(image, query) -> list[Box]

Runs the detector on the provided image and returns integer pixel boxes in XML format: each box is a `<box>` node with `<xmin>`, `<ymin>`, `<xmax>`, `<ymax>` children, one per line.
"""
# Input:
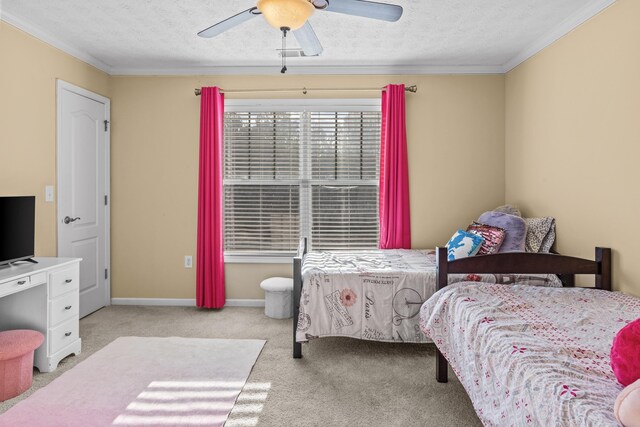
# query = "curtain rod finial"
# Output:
<box><xmin>195</xmin><ymin>88</ymin><xmax>202</xmax><ymax>96</ymax></box>
<box><xmin>406</xmin><ymin>85</ymin><xmax>417</xmax><ymax>93</ymax></box>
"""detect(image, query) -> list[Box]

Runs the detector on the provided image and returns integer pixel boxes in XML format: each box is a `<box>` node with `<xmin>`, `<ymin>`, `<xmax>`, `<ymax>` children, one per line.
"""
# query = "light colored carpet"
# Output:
<box><xmin>0</xmin><ymin>306</ymin><xmax>481</xmax><ymax>426</ymax></box>
<box><xmin>0</xmin><ymin>337</ymin><xmax>265</xmax><ymax>427</ymax></box>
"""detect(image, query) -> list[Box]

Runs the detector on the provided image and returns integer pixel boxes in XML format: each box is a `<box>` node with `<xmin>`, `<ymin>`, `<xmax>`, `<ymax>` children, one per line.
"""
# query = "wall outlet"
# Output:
<box><xmin>45</xmin><ymin>185</ymin><xmax>54</xmax><ymax>203</ymax></box>
<box><xmin>184</xmin><ymin>256</ymin><xmax>193</xmax><ymax>268</ymax></box>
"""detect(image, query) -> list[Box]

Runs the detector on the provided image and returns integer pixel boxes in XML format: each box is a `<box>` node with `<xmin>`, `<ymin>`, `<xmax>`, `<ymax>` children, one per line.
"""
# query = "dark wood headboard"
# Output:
<box><xmin>436</xmin><ymin>247</ymin><xmax>612</xmax><ymax>292</ymax></box>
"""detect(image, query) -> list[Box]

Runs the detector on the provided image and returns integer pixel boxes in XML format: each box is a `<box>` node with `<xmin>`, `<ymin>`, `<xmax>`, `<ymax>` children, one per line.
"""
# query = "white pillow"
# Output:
<box><xmin>446</xmin><ymin>230</ymin><xmax>484</xmax><ymax>261</ymax></box>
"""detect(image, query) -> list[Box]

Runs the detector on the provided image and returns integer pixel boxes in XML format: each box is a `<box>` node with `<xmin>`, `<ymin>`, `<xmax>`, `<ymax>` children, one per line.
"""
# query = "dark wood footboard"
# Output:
<box><xmin>293</xmin><ymin>237</ymin><xmax>307</xmax><ymax>359</ymax></box>
<box><xmin>433</xmin><ymin>246</ymin><xmax>612</xmax><ymax>383</ymax></box>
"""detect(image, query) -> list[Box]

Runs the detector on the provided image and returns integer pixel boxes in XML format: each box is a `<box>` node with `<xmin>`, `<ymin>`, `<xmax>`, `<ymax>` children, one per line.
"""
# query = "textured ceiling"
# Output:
<box><xmin>0</xmin><ymin>0</ymin><xmax>614</xmax><ymax>73</ymax></box>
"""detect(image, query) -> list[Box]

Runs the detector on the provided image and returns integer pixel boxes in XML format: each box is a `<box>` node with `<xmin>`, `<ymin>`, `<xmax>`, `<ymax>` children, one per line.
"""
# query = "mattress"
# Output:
<box><xmin>420</xmin><ymin>283</ymin><xmax>640</xmax><ymax>426</ymax></box>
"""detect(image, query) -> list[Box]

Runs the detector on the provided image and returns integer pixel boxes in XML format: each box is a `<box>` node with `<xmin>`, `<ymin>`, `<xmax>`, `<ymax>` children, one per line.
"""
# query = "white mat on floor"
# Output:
<box><xmin>0</xmin><ymin>337</ymin><xmax>265</xmax><ymax>427</ymax></box>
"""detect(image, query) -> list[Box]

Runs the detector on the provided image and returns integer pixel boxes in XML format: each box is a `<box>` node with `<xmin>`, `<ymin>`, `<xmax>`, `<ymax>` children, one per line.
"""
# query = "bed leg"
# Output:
<box><xmin>293</xmin><ymin>341</ymin><xmax>302</xmax><ymax>359</ymax></box>
<box><xmin>293</xmin><ymin>297</ymin><xmax>302</xmax><ymax>359</ymax></box>
<box><xmin>293</xmin><ymin>251</ymin><xmax>303</xmax><ymax>359</ymax></box>
<box><xmin>436</xmin><ymin>348</ymin><xmax>448</xmax><ymax>383</ymax></box>
<box><xmin>293</xmin><ymin>298</ymin><xmax>302</xmax><ymax>359</ymax></box>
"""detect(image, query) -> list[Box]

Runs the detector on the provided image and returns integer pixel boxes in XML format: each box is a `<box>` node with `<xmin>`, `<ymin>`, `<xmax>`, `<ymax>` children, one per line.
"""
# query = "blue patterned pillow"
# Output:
<box><xmin>446</xmin><ymin>230</ymin><xmax>484</xmax><ymax>261</ymax></box>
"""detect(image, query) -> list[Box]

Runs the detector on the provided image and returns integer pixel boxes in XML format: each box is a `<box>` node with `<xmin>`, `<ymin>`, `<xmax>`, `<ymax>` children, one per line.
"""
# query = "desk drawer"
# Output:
<box><xmin>50</xmin><ymin>267</ymin><xmax>79</xmax><ymax>298</ymax></box>
<box><xmin>49</xmin><ymin>317</ymin><xmax>79</xmax><ymax>354</ymax></box>
<box><xmin>50</xmin><ymin>292</ymin><xmax>79</xmax><ymax>326</ymax></box>
<box><xmin>0</xmin><ymin>276</ymin><xmax>31</xmax><ymax>298</ymax></box>
<box><xmin>0</xmin><ymin>272</ymin><xmax>47</xmax><ymax>298</ymax></box>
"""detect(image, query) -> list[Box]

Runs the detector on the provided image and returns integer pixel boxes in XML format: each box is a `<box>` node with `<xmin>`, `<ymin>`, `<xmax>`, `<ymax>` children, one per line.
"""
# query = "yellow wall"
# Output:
<box><xmin>110</xmin><ymin>74</ymin><xmax>505</xmax><ymax>299</ymax></box>
<box><xmin>3</xmin><ymin>2</ymin><xmax>638</xmax><ymax>301</ymax></box>
<box><xmin>0</xmin><ymin>21</ymin><xmax>110</xmax><ymax>256</ymax></box>
<box><xmin>505</xmin><ymin>0</ymin><xmax>640</xmax><ymax>295</ymax></box>
<box><xmin>0</xmin><ymin>20</ymin><xmax>505</xmax><ymax>300</ymax></box>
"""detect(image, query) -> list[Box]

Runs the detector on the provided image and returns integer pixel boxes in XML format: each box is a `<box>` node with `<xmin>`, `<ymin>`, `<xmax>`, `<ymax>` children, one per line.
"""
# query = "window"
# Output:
<box><xmin>223</xmin><ymin>100</ymin><xmax>381</xmax><ymax>259</ymax></box>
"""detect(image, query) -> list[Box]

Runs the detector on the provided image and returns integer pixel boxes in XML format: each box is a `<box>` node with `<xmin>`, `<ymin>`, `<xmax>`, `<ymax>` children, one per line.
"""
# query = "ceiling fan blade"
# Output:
<box><xmin>293</xmin><ymin>22</ymin><xmax>324</xmax><ymax>56</ymax></box>
<box><xmin>198</xmin><ymin>8</ymin><xmax>258</xmax><ymax>38</ymax></box>
<box><xmin>324</xmin><ymin>0</ymin><xmax>402</xmax><ymax>22</ymax></box>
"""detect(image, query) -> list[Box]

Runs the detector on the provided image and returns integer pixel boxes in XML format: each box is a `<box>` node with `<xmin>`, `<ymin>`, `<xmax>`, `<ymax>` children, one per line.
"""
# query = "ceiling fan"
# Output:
<box><xmin>198</xmin><ymin>0</ymin><xmax>403</xmax><ymax>72</ymax></box>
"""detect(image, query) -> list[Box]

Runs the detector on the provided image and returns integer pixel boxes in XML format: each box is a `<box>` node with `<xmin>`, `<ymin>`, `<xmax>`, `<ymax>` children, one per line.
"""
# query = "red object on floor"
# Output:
<box><xmin>0</xmin><ymin>330</ymin><xmax>44</xmax><ymax>401</ymax></box>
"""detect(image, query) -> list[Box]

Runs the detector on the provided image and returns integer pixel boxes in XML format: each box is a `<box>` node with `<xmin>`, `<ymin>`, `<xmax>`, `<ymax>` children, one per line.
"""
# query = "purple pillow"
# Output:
<box><xmin>477</xmin><ymin>211</ymin><xmax>527</xmax><ymax>252</ymax></box>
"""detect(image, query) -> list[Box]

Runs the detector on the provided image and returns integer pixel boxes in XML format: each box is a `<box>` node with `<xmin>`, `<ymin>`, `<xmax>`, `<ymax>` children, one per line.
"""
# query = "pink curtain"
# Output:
<box><xmin>379</xmin><ymin>84</ymin><xmax>411</xmax><ymax>249</ymax></box>
<box><xmin>196</xmin><ymin>87</ymin><xmax>226</xmax><ymax>308</ymax></box>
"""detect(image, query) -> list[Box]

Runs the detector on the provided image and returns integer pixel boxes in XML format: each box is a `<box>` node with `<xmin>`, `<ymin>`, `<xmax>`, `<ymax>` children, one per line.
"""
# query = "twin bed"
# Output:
<box><xmin>292</xmin><ymin>238</ymin><xmax>561</xmax><ymax>357</ymax></box>
<box><xmin>421</xmin><ymin>247</ymin><xmax>636</xmax><ymax>426</ymax></box>
<box><xmin>293</xmin><ymin>239</ymin><xmax>637</xmax><ymax>425</ymax></box>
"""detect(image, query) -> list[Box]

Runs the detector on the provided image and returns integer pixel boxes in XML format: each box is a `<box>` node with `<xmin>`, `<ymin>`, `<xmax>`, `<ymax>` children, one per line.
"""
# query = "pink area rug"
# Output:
<box><xmin>0</xmin><ymin>337</ymin><xmax>265</xmax><ymax>427</ymax></box>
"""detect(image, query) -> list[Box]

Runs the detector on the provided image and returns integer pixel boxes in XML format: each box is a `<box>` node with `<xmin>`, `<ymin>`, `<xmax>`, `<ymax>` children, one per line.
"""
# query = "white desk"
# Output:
<box><xmin>0</xmin><ymin>258</ymin><xmax>82</xmax><ymax>372</ymax></box>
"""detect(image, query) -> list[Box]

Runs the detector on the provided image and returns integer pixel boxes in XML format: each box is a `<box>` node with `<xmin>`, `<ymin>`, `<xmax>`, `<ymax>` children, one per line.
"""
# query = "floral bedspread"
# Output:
<box><xmin>296</xmin><ymin>249</ymin><xmax>562</xmax><ymax>344</ymax></box>
<box><xmin>420</xmin><ymin>283</ymin><xmax>640</xmax><ymax>426</ymax></box>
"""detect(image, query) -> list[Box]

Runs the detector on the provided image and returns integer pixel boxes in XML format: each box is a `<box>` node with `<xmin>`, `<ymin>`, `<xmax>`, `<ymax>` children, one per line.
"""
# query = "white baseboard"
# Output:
<box><xmin>225</xmin><ymin>299</ymin><xmax>265</xmax><ymax>307</ymax></box>
<box><xmin>110</xmin><ymin>298</ymin><xmax>265</xmax><ymax>308</ymax></box>
<box><xmin>111</xmin><ymin>298</ymin><xmax>196</xmax><ymax>307</ymax></box>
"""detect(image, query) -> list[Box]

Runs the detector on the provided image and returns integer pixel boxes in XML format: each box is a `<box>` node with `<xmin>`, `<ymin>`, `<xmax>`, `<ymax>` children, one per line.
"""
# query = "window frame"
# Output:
<box><xmin>223</xmin><ymin>98</ymin><xmax>382</xmax><ymax>264</ymax></box>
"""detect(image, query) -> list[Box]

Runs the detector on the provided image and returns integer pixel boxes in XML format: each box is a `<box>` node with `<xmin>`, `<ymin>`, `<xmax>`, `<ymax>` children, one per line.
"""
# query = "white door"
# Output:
<box><xmin>57</xmin><ymin>81</ymin><xmax>110</xmax><ymax>318</ymax></box>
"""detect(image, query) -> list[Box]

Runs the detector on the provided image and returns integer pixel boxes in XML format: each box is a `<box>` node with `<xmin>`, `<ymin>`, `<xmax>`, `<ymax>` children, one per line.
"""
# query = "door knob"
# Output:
<box><xmin>64</xmin><ymin>216</ymin><xmax>81</xmax><ymax>224</ymax></box>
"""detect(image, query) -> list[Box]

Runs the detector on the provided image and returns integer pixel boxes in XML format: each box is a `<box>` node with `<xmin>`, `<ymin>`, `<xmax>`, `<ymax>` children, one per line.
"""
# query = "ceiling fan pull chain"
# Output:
<box><xmin>281</xmin><ymin>27</ymin><xmax>289</xmax><ymax>74</ymax></box>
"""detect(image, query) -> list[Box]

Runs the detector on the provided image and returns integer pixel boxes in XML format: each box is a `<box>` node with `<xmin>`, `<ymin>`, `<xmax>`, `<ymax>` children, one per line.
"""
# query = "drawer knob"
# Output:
<box><xmin>65</xmin><ymin>305</ymin><xmax>72</xmax><ymax>310</ymax></box>
<box><xmin>17</xmin><ymin>280</ymin><xmax>27</xmax><ymax>285</ymax></box>
<box><xmin>65</xmin><ymin>279</ymin><xmax>73</xmax><ymax>283</ymax></box>
<box><xmin>65</xmin><ymin>332</ymin><xmax>72</xmax><ymax>337</ymax></box>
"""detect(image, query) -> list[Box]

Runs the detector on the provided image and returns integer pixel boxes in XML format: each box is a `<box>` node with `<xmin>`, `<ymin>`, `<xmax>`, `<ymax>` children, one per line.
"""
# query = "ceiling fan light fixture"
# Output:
<box><xmin>257</xmin><ymin>0</ymin><xmax>315</xmax><ymax>30</ymax></box>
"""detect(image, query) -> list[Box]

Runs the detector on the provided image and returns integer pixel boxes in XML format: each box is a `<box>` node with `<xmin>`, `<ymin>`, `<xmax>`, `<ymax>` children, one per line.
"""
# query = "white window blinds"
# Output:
<box><xmin>224</xmin><ymin>101</ymin><xmax>381</xmax><ymax>255</ymax></box>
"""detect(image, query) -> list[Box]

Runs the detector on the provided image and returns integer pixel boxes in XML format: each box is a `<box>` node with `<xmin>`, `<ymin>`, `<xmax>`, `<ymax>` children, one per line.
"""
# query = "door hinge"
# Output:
<box><xmin>105</xmin><ymin>268</ymin><xmax>109</xmax><ymax>280</ymax></box>
<box><xmin>105</xmin><ymin>195</ymin><xmax>108</xmax><ymax>206</ymax></box>
<box><xmin>104</xmin><ymin>120</ymin><xmax>110</xmax><ymax>132</ymax></box>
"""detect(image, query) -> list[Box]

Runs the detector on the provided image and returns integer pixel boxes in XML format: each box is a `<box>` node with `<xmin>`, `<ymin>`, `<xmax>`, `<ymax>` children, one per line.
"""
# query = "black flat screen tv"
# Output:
<box><xmin>0</xmin><ymin>196</ymin><xmax>36</xmax><ymax>266</ymax></box>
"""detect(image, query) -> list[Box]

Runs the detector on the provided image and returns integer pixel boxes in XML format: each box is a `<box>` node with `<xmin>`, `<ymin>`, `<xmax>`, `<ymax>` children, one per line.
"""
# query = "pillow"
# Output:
<box><xmin>611</xmin><ymin>319</ymin><xmax>640</xmax><ymax>386</ymax></box>
<box><xmin>524</xmin><ymin>217</ymin><xmax>556</xmax><ymax>253</ymax></box>
<box><xmin>477</xmin><ymin>211</ymin><xmax>527</xmax><ymax>252</ymax></box>
<box><xmin>445</xmin><ymin>230</ymin><xmax>484</xmax><ymax>261</ymax></box>
<box><xmin>493</xmin><ymin>204</ymin><xmax>521</xmax><ymax>217</ymax></box>
<box><xmin>466</xmin><ymin>222</ymin><xmax>505</xmax><ymax>255</ymax></box>
<box><xmin>615</xmin><ymin>379</ymin><xmax>640</xmax><ymax>427</ymax></box>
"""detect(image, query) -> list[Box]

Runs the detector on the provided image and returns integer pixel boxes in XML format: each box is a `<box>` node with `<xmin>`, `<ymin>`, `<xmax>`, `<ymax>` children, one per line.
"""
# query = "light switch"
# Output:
<box><xmin>185</xmin><ymin>256</ymin><xmax>193</xmax><ymax>268</ymax></box>
<box><xmin>45</xmin><ymin>186</ymin><xmax>54</xmax><ymax>203</ymax></box>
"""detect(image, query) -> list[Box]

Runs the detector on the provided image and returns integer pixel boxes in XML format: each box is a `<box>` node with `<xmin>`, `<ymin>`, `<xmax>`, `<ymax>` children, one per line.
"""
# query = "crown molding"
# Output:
<box><xmin>502</xmin><ymin>0</ymin><xmax>617</xmax><ymax>72</ymax></box>
<box><xmin>2</xmin><ymin>0</ymin><xmax>617</xmax><ymax>77</ymax></box>
<box><xmin>0</xmin><ymin>11</ymin><xmax>113</xmax><ymax>74</ymax></box>
<box><xmin>0</xmin><ymin>10</ymin><xmax>500</xmax><ymax>75</ymax></box>
<box><xmin>109</xmin><ymin>64</ymin><xmax>505</xmax><ymax>76</ymax></box>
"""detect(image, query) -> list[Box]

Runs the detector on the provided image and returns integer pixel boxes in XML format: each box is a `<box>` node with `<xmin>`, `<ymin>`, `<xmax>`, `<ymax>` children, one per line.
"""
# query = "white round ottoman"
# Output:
<box><xmin>260</xmin><ymin>277</ymin><xmax>293</xmax><ymax>319</ymax></box>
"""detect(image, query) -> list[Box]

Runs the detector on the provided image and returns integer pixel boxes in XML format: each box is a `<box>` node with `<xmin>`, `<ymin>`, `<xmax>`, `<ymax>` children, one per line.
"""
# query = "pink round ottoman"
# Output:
<box><xmin>0</xmin><ymin>330</ymin><xmax>44</xmax><ymax>401</ymax></box>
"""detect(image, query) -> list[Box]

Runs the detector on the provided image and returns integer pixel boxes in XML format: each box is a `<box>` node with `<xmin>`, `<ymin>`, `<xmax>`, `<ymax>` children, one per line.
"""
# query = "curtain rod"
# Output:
<box><xmin>194</xmin><ymin>85</ymin><xmax>417</xmax><ymax>96</ymax></box>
